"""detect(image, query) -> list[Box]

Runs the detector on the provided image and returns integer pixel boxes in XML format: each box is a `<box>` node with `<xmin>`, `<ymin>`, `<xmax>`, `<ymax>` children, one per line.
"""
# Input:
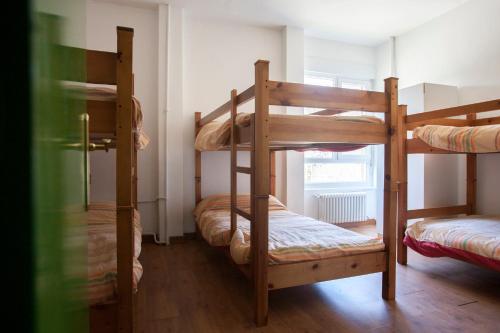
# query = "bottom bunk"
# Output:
<box><xmin>194</xmin><ymin>195</ymin><xmax>387</xmax><ymax>289</ymax></box>
<box><xmin>404</xmin><ymin>215</ymin><xmax>500</xmax><ymax>271</ymax></box>
<box><xmin>87</xmin><ymin>202</ymin><xmax>143</xmax><ymax>331</ymax></box>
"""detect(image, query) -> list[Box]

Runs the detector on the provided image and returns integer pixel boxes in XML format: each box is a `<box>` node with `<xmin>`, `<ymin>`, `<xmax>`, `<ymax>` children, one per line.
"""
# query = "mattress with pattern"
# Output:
<box><xmin>413</xmin><ymin>124</ymin><xmax>500</xmax><ymax>153</ymax></box>
<box><xmin>404</xmin><ymin>215</ymin><xmax>500</xmax><ymax>271</ymax></box>
<box><xmin>87</xmin><ymin>202</ymin><xmax>143</xmax><ymax>305</ymax></box>
<box><xmin>194</xmin><ymin>195</ymin><xmax>385</xmax><ymax>265</ymax></box>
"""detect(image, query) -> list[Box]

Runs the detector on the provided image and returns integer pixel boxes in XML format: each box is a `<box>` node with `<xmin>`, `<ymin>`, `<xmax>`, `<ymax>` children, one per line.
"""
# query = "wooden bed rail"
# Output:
<box><xmin>199</xmin><ymin>86</ymin><xmax>255</xmax><ymax>126</ymax></box>
<box><xmin>405</xmin><ymin>99</ymin><xmax>500</xmax><ymax>125</ymax></box>
<box><xmin>406</xmin><ymin>205</ymin><xmax>469</xmax><ymax>220</ymax></box>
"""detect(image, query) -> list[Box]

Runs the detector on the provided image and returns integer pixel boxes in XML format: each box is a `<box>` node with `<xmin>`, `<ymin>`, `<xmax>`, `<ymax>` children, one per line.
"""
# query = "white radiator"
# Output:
<box><xmin>316</xmin><ymin>192</ymin><xmax>367</xmax><ymax>224</ymax></box>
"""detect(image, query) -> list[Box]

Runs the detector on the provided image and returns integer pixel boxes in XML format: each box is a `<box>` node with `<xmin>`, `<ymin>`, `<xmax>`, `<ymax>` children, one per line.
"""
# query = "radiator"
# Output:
<box><xmin>316</xmin><ymin>192</ymin><xmax>367</xmax><ymax>224</ymax></box>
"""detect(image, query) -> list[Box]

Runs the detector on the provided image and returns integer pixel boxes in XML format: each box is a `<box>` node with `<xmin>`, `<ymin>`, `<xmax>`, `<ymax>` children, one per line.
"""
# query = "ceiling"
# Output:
<box><xmin>100</xmin><ymin>0</ymin><xmax>470</xmax><ymax>46</ymax></box>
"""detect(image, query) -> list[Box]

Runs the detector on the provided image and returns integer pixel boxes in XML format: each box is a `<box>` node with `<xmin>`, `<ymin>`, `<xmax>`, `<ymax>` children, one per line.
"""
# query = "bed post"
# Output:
<box><xmin>270</xmin><ymin>151</ymin><xmax>276</xmax><ymax>196</ymax></box>
<box><xmin>466</xmin><ymin>114</ymin><xmax>477</xmax><ymax>215</ymax></box>
<box><xmin>195</xmin><ymin>112</ymin><xmax>202</xmax><ymax>205</ymax></box>
<box><xmin>382</xmin><ymin>77</ymin><xmax>398</xmax><ymax>300</ymax></box>
<box><xmin>252</xmin><ymin>60</ymin><xmax>270</xmax><ymax>326</ymax></box>
<box><xmin>116</xmin><ymin>26</ymin><xmax>135</xmax><ymax>333</ymax></box>
<box><xmin>230</xmin><ymin>89</ymin><xmax>238</xmax><ymax>237</ymax></box>
<box><xmin>397</xmin><ymin>105</ymin><xmax>408</xmax><ymax>265</ymax></box>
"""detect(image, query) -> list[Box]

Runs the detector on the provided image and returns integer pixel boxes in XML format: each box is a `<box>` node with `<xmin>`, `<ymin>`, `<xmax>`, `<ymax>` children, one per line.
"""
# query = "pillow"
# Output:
<box><xmin>193</xmin><ymin>194</ymin><xmax>286</xmax><ymax>220</ymax></box>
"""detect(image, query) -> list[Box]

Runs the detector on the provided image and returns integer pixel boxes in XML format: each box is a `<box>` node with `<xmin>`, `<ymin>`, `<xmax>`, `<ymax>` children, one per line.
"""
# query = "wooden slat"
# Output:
<box><xmin>234</xmin><ymin>207</ymin><xmax>252</xmax><ymax>221</ymax></box>
<box><xmin>269</xmin><ymin>152</ymin><xmax>276</xmax><ymax>196</ymax></box>
<box><xmin>87</xmin><ymin>49</ymin><xmax>117</xmax><ymax>84</ymax></box>
<box><xmin>115</xmin><ymin>26</ymin><xmax>134</xmax><ymax>333</ymax></box>
<box><xmin>267</xmin><ymin>252</ymin><xmax>386</xmax><ymax>290</ymax></box>
<box><xmin>406</xmin><ymin>205</ymin><xmax>469</xmax><ymax>220</ymax></box>
<box><xmin>268</xmin><ymin>80</ymin><xmax>387</xmax><ymax>113</ymax></box>
<box><xmin>252</xmin><ymin>60</ymin><xmax>270</xmax><ymax>327</ymax></box>
<box><xmin>236</xmin><ymin>166</ymin><xmax>252</xmax><ymax>174</ymax></box>
<box><xmin>230</xmin><ymin>89</ymin><xmax>238</xmax><ymax>238</ymax></box>
<box><xmin>405</xmin><ymin>118</ymin><xmax>470</xmax><ymax>130</ymax></box>
<box><xmin>397</xmin><ymin>105</ymin><xmax>408</xmax><ymax>265</ymax></box>
<box><xmin>199</xmin><ymin>100</ymin><xmax>231</xmax><ymax>126</ymax></box>
<box><xmin>406</xmin><ymin>99</ymin><xmax>500</xmax><ymax>124</ymax></box>
<box><xmin>87</xmin><ymin>100</ymin><xmax>116</xmax><ymax>134</ymax></box>
<box><xmin>382</xmin><ymin>77</ymin><xmax>398</xmax><ymax>301</ymax></box>
<box><xmin>236</xmin><ymin>85</ymin><xmax>255</xmax><ymax>106</ymax></box>
<box><xmin>473</xmin><ymin>116</ymin><xmax>500</xmax><ymax>126</ymax></box>
<box><xmin>195</xmin><ymin>112</ymin><xmax>202</xmax><ymax>205</ymax></box>
<box><xmin>268</xmin><ymin>115</ymin><xmax>387</xmax><ymax>144</ymax></box>
<box><xmin>406</xmin><ymin>138</ymin><xmax>461</xmax><ymax>154</ymax></box>
<box><xmin>199</xmin><ymin>86</ymin><xmax>256</xmax><ymax>126</ymax></box>
<box><xmin>466</xmin><ymin>114</ymin><xmax>477</xmax><ymax>215</ymax></box>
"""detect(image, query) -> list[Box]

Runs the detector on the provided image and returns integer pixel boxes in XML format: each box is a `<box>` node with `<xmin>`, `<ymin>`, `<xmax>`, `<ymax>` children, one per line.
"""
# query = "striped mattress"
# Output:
<box><xmin>194</xmin><ymin>195</ymin><xmax>384</xmax><ymax>265</ymax></box>
<box><xmin>87</xmin><ymin>202</ymin><xmax>143</xmax><ymax>305</ymax></box>
<box><xmin>413</xmin><ymin>124</ymin><xmax>500</xmax><ymax>153</ymax></box>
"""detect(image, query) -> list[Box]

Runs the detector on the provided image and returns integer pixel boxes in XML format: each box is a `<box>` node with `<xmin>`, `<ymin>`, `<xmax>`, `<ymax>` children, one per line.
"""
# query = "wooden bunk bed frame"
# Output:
<box><xmin>62</xmin><ymin>27</ymin><xmax>137</xmax><ymax>332</ymax></box>
<box><xmin>194</xmin><ymin>60</ymin><xmax>400</xmax><ymax>326</ymax></box>
<box><xmin>396</xmin><ymin>99</ymin><xmax>500</xmax><ymax>266</ymax></box>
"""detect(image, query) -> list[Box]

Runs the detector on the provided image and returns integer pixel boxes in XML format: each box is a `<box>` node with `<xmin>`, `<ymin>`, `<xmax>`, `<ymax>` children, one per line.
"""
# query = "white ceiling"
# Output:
<box><xmin>100</xmin><ymin>0</ymin><xmax>470</xmax><ymax>46</ymax></box>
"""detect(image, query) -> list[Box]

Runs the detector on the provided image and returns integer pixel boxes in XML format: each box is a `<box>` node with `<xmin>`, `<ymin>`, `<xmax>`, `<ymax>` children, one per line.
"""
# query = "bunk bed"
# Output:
<box><xmin>194</xmin><ymin>60</ymin><xmax>400</xmax><ymax>326</ymax></box>
<box><xmin>62</xmin><ymin>27</ymin><xmax>144</xmax><ymax>333</ymax></box>
<box><xmin>396</xmin><ymin>99</ymin><xmax>500</xmax><ymax>272</ymax></box>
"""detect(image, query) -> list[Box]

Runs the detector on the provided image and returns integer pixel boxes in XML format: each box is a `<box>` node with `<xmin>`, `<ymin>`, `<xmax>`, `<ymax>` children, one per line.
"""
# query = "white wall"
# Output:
<box><xmin>86</xmin><ymin>0</ymin><xmax>159</xmax><ymax>233</ymax></box>
<box><xmin>182</xmin><ymin>16</ymin><xmax>284</xmax><ymax>233</ymax></box>
<box><xmin>376</xmin><ymin>0</ymin><xmax>500</xmax><ymax>214</ymax></box>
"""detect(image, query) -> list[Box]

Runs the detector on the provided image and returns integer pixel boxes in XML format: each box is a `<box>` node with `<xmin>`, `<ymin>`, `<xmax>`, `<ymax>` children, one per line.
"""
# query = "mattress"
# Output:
<box><xmin>413</xmin><ymin>124</ymin><xmax>500</xmax><ymax>153</ymax></box>
<box><xmin>87</xmin><ymin>202</ymin><xmax>143</xmax><ymax>305</ymax></box>
<box><xmin>194</xmin><ymin>195</ymin><xmax>385</xmax><ymax>265</ymax></box>
<box><xmin>404</xmin><ymin>215</ymin><xmax>500</xmax><ymax>271</ymax></box>
<box><xmin>64</xmin><ymin>83</ymin><xmax>150</xmax><ymax>150</ymax></box>
<box><xmin>195</xmin><ymin>113</ymin><xmax>382</xmax><ymax>151</ymax></box>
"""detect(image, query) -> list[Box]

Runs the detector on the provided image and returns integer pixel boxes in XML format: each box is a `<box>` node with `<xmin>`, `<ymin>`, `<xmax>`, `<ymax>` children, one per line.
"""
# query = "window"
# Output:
<box><xmin>304</xmin><ymin>72</ymin><xmax>374</xmax><ymax>189</ymax></box>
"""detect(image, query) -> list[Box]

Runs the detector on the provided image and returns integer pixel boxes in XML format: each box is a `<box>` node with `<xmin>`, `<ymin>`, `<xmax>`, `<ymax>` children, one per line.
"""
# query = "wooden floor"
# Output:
<box><xmin>136</xmin><ymin>239</ymin><xmax>500</xmax><ymax>333</ymax></box>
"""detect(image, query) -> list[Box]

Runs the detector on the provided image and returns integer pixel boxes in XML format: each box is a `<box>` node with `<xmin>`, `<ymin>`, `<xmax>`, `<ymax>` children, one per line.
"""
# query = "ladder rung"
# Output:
<box><xmin>235</xmin><ymin>166</ymin><xmax>252</xmax><ymax>174</ymax></box>
<box><xmin>234</xmin><ymin>207</ymin><xmax>252</xmax><ymax>221</ymax></box>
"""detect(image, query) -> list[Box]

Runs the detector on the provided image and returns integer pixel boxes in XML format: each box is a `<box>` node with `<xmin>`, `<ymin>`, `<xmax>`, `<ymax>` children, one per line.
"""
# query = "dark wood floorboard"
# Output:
<box><xmin>136</xmin><ymin>240</ymin><xmax>500</xmax><ymax>333</ymax></box>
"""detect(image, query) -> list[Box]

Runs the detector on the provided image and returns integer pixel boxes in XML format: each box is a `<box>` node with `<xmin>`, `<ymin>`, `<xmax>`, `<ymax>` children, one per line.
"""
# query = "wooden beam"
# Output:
<box><xmin>406</xmin><ymin>99</ymin><xmax>500</xmax><ymax>124</ymax></box>
<box><xmin>236</xmin><ymin>166</ymin><xmax>252</xmax><ymax>174</ymax></box>
<box><xmin>269</xmin><ymin>115</ymin><xmax>387</xmax><ymax>144</ymax></box>
<box><xmin>270</xmin><ymin>152</ymin><xmax>276</xmax><ymax>196</ymax></box>
<box><xmin>405</xmin><ymin>118</ymin><xmax>470</xmax><ymax>130</ymax></box>
<box><xmin>382</xmin><ymin>77</ymin><xmax>398</xmax><ymax>301</ymax></box>
<box><xmin>406</xmin><ymin>205</ymin><xmax>469</xmax><ymax>220</ymax></box>
<box><xmin>267</xmin><ymin>252</ymin><xmax>386</xmax><ymax>290</ymax></box>
<box><xmin>87</xmin><ymin>49</ymin><xmax>117</xmax><ymax>84</ymax></box>
<box><xmin>406</xmin><ymin>138</ymin><xmax>462</xmax><ymax>154</ymax></box>
<box><xmin>473</xmin><ymin>116</ymin><xmax>500</xmax><ymax>126</ymax></box>
<box><xmin>268</xmin><ymin>80</ymin><xmax>387</xmax><ymax>113</ymax></box>
<box><xmin>230</xmin><ymin>89</ymin><xmax>238</xmax><ymax>238</ymax></box>
<box><xmin>87</xmin><ymin>100</ymin><xmax>116</xmax><ymax>135</ymax></box>
<box><xmin>199</xmin><ymin>86</ymin><xmax>256</xmax><ymax>126</ymax></box>
<box><xmin>466</xmin><ymin>114</ymin><xmax>477</xmax><ymax>215</ymax></box>
<box><xmin>115</xmin><ymin>26</ymin><xmax>134</xmax><ymax>333</ymax></box>
<box><xmin>252</xmin><ymin>60</ymin><xmax>270</xmax><ymax>327</ymax></box>
<box><xmin>234</xmin><ymin>207</ymin><xmax>252</xmax><ymax>221</ymax></box>
<box><xmin>195</xmin><ymin>112</ymin><xmax>202</xmax><ymax>205</ymax></box>
<box><xmin>397</xmin><ymin>105</ymin><xmax>408</xmax><ymax>266</ymax></box>
<box><xmin>199</xmin><ymin>100</ymin><xmax>231</xmax><ymax>126</ymax></box>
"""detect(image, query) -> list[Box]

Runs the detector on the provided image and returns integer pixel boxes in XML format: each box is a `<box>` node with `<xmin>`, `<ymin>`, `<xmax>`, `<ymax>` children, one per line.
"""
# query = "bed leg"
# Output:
<box><xmin>382</xmin><ymin>77</ymin><xmax>398</xmax><ymax>301</ymax></box>
<box><xmin>397</xmin><ymin>104</ymin><xmax>408</xmax><ymax>266</ymax></box>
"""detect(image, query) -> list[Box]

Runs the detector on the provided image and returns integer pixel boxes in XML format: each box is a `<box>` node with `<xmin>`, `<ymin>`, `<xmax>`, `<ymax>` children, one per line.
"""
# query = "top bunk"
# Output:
<box><xmin>402</xmin><ymin>99</ymin><xmax>500</xmax><ymax>154</ymax></box>
<box><xmin>195</xmin><ymin>60</ymin><xmax>398</xmax><ymax>152</ymax></box>
<box><xmin>58</xmin><ymin>26</ymin><xmax>148</xmax><ymax>151</ymax></box>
